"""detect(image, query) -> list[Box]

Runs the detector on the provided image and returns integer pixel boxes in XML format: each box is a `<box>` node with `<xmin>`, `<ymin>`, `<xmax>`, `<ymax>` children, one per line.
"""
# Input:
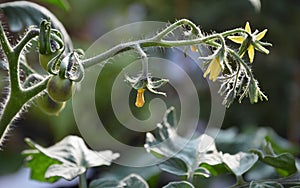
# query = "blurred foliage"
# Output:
<box><xmin>0</xmin><ymin>0</ymin><xmax>299</xmax><ymax>187</ymax></box>
<box><xmin>40</xmin><ymin>0</ymin><xmax>70</xmax><ymax>11</ymax></box>
<box><xmin>145</xmin><ymin>107</ymin><xmax>298</xmax><ymax>187</ymax></box>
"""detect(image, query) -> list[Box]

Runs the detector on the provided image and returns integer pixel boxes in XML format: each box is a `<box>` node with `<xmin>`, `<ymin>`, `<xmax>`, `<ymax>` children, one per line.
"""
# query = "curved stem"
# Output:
<box><xmin>154</xmin><ymin>19</ymin><xmax>200</xmax><ymax>40</ymax></box>
<box><xmin>135</xmin><ymin>45</ymin><xmax>148</xmax><ymax>78</ymax></box>
<box><xmin>20</xmin><ymin>61</ymin><xmax>36</xmax><ymax>76</ymax></box>
<box><xmin>221</xmin><ymin>28</ymin><xmax>246</xmax><ymax>37</ymax></box>
<box><xmin>0</xmin><ymin>18</ymin><xmax>265</xmax><ymax>149</ymax></box>
<box><xmin>0</xmin><ymin>95</ymin><xmax>24</xmax><ymax>147</ymax></box>
<box><xmin>227</xmin><ymin>48</ymin><xmax>254</xmax><ymax>80</ymax></box>
<box><xmin>13</xmin><ymin>28</ymin><xmax>39</xmax><ymax>56</ymax></box>
<box><xmin>81</xmin><ymin>19</ymin><xmax>246</xmax><ymax>68</ymax></box>
<box><xmin>0</xmin><ymin>26</ymin><xmax>49</xmax><ymax>148</ymax></box>
<box><xmin>0</xmin><ymin>77</ymin><xmax>49</xmax><ymax>148</ymax></box>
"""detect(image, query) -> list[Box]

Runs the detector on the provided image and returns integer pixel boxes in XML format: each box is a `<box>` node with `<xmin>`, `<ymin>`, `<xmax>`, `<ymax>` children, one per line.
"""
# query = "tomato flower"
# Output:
<box><xmin>228</xmin><ymin>22</ymin><xmax>269</xmax><ymax>63</ymax></box>
<box><xmin>135</xmin><ymin>88</ymin><xmax>146</xmax><ymax>107</ymax></box>
<box><xmin>203</xmin><ymin>56</ymin><xmax>222</xmax><ymax>82</ymax></box>
<box><xmin>125</xmin><ymin>74</ymin><xmax>168</xmax><ymax>108</ymax></box>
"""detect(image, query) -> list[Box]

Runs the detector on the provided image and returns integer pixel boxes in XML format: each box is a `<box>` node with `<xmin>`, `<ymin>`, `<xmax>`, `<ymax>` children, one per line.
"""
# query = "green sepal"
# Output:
<box><xmin>39</xmin><ymin>19</ymin><xmax>51</xmax><ymax>55</ymax></box>
<box><xmin>248</xmin><ymin>78</ymin><xmax>268</xmax><ymax>104</ymax></box>
<box><xmin>238</xmin><ymin>35</ymin><xmax>252</xmax><ymax>56</ymax></box>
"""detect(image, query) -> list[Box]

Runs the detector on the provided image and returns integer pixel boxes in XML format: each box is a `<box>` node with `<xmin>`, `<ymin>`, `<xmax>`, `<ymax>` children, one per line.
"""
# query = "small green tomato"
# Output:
<box><xmin>47</xmin><ymin>75</ymin><xmax>74</xmax><ymax>102</ymax></box>
<box><xmin>35</xmin><ymin>93</ymin><xmax>65</xmax><ymax>116</ymax></box>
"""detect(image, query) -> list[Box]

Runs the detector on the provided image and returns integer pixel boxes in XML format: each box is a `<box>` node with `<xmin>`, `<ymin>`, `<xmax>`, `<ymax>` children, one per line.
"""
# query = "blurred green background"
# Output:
<box><xmin>0</xmin><ymin>0</ymin><xmax>299</xmax><ymax>187</ymax></box>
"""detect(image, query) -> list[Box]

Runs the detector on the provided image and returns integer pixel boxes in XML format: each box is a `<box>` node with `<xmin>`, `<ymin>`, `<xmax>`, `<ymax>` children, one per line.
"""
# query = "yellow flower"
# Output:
<box><xmin>228</xmin><ymin>22</ymin><xmax>269</xmax><ymax>63</ymax></box>
<box><xmin>203</xmin><ymin>57</ymin><xmax>222</xmax><ymax>82</ymax></box>
<box><xmin>190</xmin><ymin>45</ymin><xmax>198</xmax><ymax>52</ymax></box>
<box><xmin>135</xmin><ymin>88</ymin><xmax>146</xmax><ymax>108</ymax></box>
<box><xmin>126</xmin><ymin>75</ymin><xmax>168</xmax><ymax>108</ymax></box>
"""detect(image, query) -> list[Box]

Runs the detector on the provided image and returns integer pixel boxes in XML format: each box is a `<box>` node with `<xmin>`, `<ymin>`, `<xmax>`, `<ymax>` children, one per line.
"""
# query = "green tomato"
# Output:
<box><xmin>47</xmin><ymin>75</ymin><xmax>74</xmax><ymax>102</ymax></box>
<box><xmin>35</xmin><ymin>93</ymin><xmax>65</xmax><ymax>116</ymax></box>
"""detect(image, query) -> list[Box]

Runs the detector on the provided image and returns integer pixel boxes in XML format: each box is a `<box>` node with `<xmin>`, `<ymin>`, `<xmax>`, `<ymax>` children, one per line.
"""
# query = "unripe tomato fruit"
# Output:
<box><xmin>35</xmin><ymin>93</ymin><xmax>65</xmax><ymax>116</ymax></box>
<box><xmin>47</xmin><ymin>75</ymin><xmax>74</xmax><ymax>102</ymax></box>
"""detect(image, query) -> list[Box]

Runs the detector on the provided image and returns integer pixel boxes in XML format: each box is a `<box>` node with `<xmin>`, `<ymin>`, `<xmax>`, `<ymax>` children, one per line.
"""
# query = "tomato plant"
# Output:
<box><xmin>0</xmin><ymin>1</ymin><xmax>298</xmax><ymax>188</ymax></box>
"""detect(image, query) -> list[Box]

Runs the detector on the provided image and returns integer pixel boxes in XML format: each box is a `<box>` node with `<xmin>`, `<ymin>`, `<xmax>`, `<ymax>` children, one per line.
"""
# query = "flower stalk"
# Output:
<box><xmin>0</xmin><ymin>19</ymin><xmax>271</xmax><ymax>147</ymax></box>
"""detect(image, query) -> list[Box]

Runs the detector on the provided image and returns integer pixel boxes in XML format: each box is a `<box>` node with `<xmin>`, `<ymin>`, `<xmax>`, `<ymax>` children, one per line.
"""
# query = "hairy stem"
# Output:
<box><xmin>13</xmin><ymin>28</ymin><xmax>39</xmax><ymax>56</ymax></box>
<box><xmin>0</xmin><ymin>23</ymin><xmax>13</xmax><ymax>54</ymax></box>
<box><xmin>79</xmin><ymin>172</ymin><xmax>87</xmax><ymax>188</ymax></box>
<box><xmin>0</xmin><ymin>23</ymin><xmax>50</xmax><ymax>148</ymax></box>
<box><xmin>135</xmin><ymin>45</ymin><xmax>148</xmax><ymax>78</ymax></box>
<box><xmin>227</xmin><ymin>48</ymin><xmax>254</xmax><ymax>79</ymax></box>
<box><xmin>0</xmin><ymin>77</ymin><xmax>49</xmax><ymax>148</ymax></box>
<box><xmin>0</xmin><ymin>18</ymin><xmax>264</xmax><ymax>149</ymax></box>
<box><xmin>0</xmin><ymin>96</ymin><xmax>24</xmax><ymax>147</ymax></box>
<box><xmin>81</xmin><ymin>20</ymin><xmax>246</xmax><ymax>68</ymax></box>
<box><xmin>154</xmin><ymin>19</ymin><xmax>200</xmax><ymax>40</ymax></box>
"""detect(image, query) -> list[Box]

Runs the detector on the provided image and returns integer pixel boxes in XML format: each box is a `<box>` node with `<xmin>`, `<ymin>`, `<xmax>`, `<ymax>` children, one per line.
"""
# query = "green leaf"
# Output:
<box><xmin>265</xmin><ymin>130</ymin><xmax>299</xmax><ymax>155</ymax></box>
<box><xmin>162</xmin><ymin>181</ymin><xmax>195</xmax><ymax>188</ymax></box>
<box><xmin>222</xmin><ymin>152</ymin><xmax>258</xmax><ymax>176</ymax></box>
<box><xmin>158</xmin><ymin>157</ymin><xmax>189</xmax><ymax>176</ymax></box>
<box><xmin>90</xmin><ymin>174</ymin><xmax>149</xmax><ymax>188</ymax></box>
<box><xmin>146</xmin><ymin>107</ymin><xmax>261</xmax><ymax>179</ymax></box>
<box><xmin>193</xmin><ymin>167</ymin><xmax>211</xmax><ymax>178</ymax></box>
<box><xmin>251</xmin><ymin>142</ymin><xmax>297</xmax><ymax>177</ymax></box>
<box><xmin>0</xmin><ymin>1</ymin><xmax>72</xmax><ymax>51</ymax></box>
<box><xmin>199</xmin><ymin>163</ymin><xmax>228</xmax><ymax>176</ymax></box>
<box><xmin>22</xmin><ymin>149</ymin><xmax>61</xmax><ymax>183</ymax></box>
<box><xmin>40</xmin><ymin>0</ymin><xmax>70</xmax><ymax>11</ymax></box>
<box><xmin>89</xmin><ymin>178</ymin><xmax>119</xmax><ymax>188</ymax></box>
<box><xmin>120</xmin><ymin>174</ymin><xmax>149</xmax><ymax>188</ymax></box>
<box><xmin>249</xmin><ymin>181</ymin><xmax>283</xmax><ymax>188</ymax></box>
<box><xmin>145</xmin><ymin>107</ymin><xmax>223</xmax><ymax>178</ymax></box>
<box><xmin>23</xmin><ymin>135</ymin><xmax>119</xmax><ymax>181</ymax></box>
<box><xmin>213</xmin><ymin>126</ymin><xmax>298</xmax><ymax>155</ymax></box>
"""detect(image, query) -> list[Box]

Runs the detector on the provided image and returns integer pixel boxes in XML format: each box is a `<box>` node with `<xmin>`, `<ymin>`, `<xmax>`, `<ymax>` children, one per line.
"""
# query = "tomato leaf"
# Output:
<box><xmin>249</xmin><ymin>181</ymin><xmax>283</xmax><ymax>188</ymax></box>
<box><xmin>145</xmin><ymin>107</ymin><xmax>262</xmax><ymax>180</ymax></box>
<box><xmin>89</xmin><ymin>174</ymin><xmax>149</xmax><ymax>188</ymax></box>
<box><xmin>222</xmin><ymin>152</ymin><xmax>258</xmax><ymax>177</ymax></box>
<box><xmin>23</xmin><ymin>135</ymin><xmax>119</xmax><ymax>181</ymax></box>
<box><xmin>250</xmin><ymin>141</ymin><xmax>297</xmax><ymax>177</ymax></box>
<box><xmin>145</xmin><ymin>107</ymin><xmax>223</xmax><ymax>178</ymax></box>
<box><xmin>22</xmin><ymin>149</ymin><xmax>61</xmax><ymax>183</ymax></box>
<box><xmin>162</xmin><ymin>181</ymin><xmax>195</xmax><ymax>188</ymax></box>
<box><xmin>0</xmin><ymin>1</ymin><xmax>72</xmax><ymax>51</ymax></box>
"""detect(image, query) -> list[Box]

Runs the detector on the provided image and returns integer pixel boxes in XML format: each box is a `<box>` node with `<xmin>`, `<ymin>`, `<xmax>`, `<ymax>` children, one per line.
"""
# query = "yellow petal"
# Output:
<box><xmin>190</xmin><ymin>45</ymin><xmax>198</xmax><ymax>52</ymax></box>
<box><xmin>204</xmin><ymin>58</ymin><xmax>221</xmax><ymax>81</ymax></box>
<box><xmin>135</xmin><ymin>89</ymin><xmax>145</xmax><ymax>107</ymax></box>
<box><xmin>228</xmin><ymin>36</ymin><xmax>245</xmax><ymax>44</ymax></box>
<box><xmin>256</xmin><ymin>29</ymin><xmax>267</xmax><ymax>41</ymax></box>
<box><xmin>248</xmin><ymin>45</ymin><xmax>255</xmax><ymax>63</ymax></box>
<box><xmin>245</xmin><ymin>22</ymin><xmax>251</xmax><ymax>33</ymax></box>
<box><xmin>255</xmin><ymin>43</ymin><xmax>269</xmax><ymax>54</ymax></box>
<box><xmin>203</xmin><ymin>65</ymin><xmax>211</xmax><ymax>78</ymax></box>
<box><xmin>210</xmin><ymin>59</ymin><xmax>222</xmax><ymax>81</ymax></box>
